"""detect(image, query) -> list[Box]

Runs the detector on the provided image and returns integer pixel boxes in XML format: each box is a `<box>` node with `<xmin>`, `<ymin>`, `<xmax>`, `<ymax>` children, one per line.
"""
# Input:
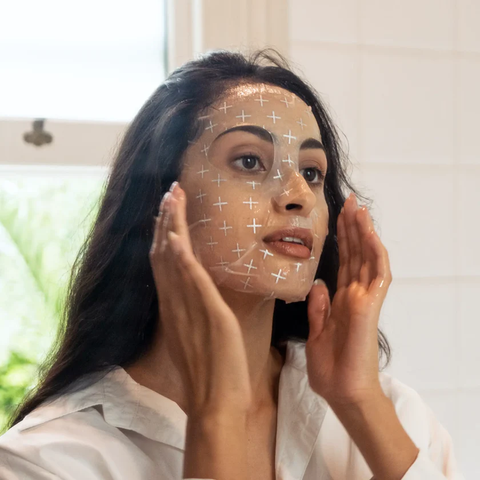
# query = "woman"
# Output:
<box><xmin>0</xmin><ymin>50</ymin><xmax>463</xmax><ymax>480</ymax></box>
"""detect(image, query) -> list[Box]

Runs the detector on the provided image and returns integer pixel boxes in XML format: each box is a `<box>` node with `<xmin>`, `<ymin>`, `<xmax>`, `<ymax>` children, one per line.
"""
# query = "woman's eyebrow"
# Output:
<box><xmin>212</xmin><ymin>125</ymin><xmax>324</xmax><ymax>150</ymax></box>
<box><xmin>213</xmin><ymin>125</ymin><xmax>273</xmax><ymax>144</ymax></box>
<box><xmin>300</xmin><ymin>138</ymin><xmax>325</xmax><ymax>151</ymax></box>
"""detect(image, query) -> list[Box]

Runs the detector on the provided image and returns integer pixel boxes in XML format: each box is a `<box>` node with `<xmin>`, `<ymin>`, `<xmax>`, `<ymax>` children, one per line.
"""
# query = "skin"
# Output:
<box><xmin>128</xmin><ymin>83</ymin><xmax>421</xmax><ymax>478</ymax></box>
<box><xmin>128</xmin><ymin>84</ymin><xmax>329</xmax><ymax>413</ymax></box>
<box><xmin>180</xmin><ymin>83</ymin><xmax>328</xmax><ymax>302</ymax></box>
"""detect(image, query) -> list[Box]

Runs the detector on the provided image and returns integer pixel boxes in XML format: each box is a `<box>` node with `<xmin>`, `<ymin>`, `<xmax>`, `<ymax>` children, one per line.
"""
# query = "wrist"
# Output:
<box><xmin>188</xmin><ymin>408</ymin><xmax>248</xmax><ymax>429</ymax></box>
<box><xmin>327</xmin><ymin>388</ymin><xmax>388</xmax><ymax>413</ymax></box>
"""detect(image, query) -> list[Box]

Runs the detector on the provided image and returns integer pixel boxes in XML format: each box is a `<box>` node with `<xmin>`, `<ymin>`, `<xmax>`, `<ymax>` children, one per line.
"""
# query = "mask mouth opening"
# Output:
<box><xmin>262</xmin><ymin>227</ymin><xmax>313</xmax><ymax>251</ymax></box>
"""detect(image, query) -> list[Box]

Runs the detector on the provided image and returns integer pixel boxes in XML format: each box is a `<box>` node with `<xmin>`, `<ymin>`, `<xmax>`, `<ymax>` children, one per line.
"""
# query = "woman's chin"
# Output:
<box><xmin>217</xmin><ymin>279</ymin><xmax>312</xmax><ymax>304</ymax></box>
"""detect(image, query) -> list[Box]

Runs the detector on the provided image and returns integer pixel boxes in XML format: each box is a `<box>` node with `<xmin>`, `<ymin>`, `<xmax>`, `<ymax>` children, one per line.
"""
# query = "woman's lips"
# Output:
<box><xmin>263</xmin><ymin>240</ymin><xmax>311</xmax><ymax>259</ymax></box>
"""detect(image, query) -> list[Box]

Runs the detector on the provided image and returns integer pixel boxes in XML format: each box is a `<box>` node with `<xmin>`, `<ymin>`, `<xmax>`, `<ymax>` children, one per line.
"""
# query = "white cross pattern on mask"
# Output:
<box><xmin>241</xmin><ymin>277</ymin><xmax>253</xmax><ymax>290</ymax></box>
<box><xmin>254</xmin><ymin>94</ymin><xmax>269</xmax><ymax>107</ymax></box>
<box><xmin>212</xmin><ymin>174</ymin><xmax>227</xmax><ymax>187</ymax></box>
<box><xmin>197</xmin><ymin>165</ymin><xmax>209</xmax><ymax>178</ymax></box>
<box><xmin>219</xmin><ymin>102</ymin><xmax>232</xmax><ymax>113</ymax></box>
<box><xmin>196</xmin><ymin>190</ymin><xmax>207</xmax><ymax>203</ymax></box>
<box><xmin>205</xmin><ymin>120</ymin><xmax>218</xmax><ymax>132</ymax></box>
<box><xmin>271</xmin><ymin>268</ymin><xmax>287</xmax><ymax>283</ymax></box>
<box><xmin>216</xmin><ymin>256</ymin><xmax>229</xmax><ymax>267</ymax></box>
<box><xmin>282</xmin><ymin>154</ymin><xmax>295</xmax><ymax>167</ymax></box>
<box><xmin>236</xmin><ymin>110</ymin><xmax>251</xmax><ymax>122</ymax></box>
<box><xmin>199</xmin><ymin>214</ymin><xmax>211</xmax><ymax>227</ymax></box>
<box><xmin>201</xmin><ymin>144</ymin><xmax>209</xmax><ymax>156</ymax></box>
<box><xmin>281</xmin><ymin>96</ymin><xmax>291</xmax><ymax>108</ymax></box>
<box><xmin>243</xmin><ymin>259</ymin><xmax>257</xmax><ymax>274</ymax></box>
<box><xmin>232</xmin><ymin>243</ymin><xmax>246</xmax><ymax>258</ymax></box>
<box><xmin>213</xmin><ymin>196</ymin><xmax>228</xmax><ymax>211</ymax></box>
<box><xmin>259</xmin><ymin>248</ymin><xmax>274</xmax><ymax>259</ymax></box>
<box><xmin>267</xmin><ymin>111</ymin><xmax>281</xmax><ymax>123</ymax></box>
<box><xmin>207</xmin><ymin>237</ymin><xmax>218</xmax><ymax>250</ymax></box>
<box><xmin>219</xmin><ymin>220</ymin><xmax>233</xmax><ymax>236</ymax></box>
<box><xmin>243</xmin><ymin>197</ymin><xmax>258</xmax><ymax>209</ymax></box>
<box><xmin>247</xmin><ymin>218</ymin><xmax>262</xmax><ymax>234</ymax></box>
<box><xmin>246</xmin><ymin>180</ymin><xmax>261</xmax><ymax>190</ymax></box>
<box><xmin>297</xmin><ymin>118</ymin><xmax>306</xmax><ymax>130</ymax></box>
<box><xmin>283</xmin><ymin>129</ymin><xmax>296</xmax><ymax>144</ymax></box>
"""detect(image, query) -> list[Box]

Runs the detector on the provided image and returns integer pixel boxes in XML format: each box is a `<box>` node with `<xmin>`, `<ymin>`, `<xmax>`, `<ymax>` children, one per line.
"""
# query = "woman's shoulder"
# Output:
<box><xmin>0</xmin><ymin>405</ymin><xmax>160</xmax><ymax>479</ymax></box>
<box><xmin>0</xmin><ymin>368</ymin><xmax>161</xmax><ymax>479</ymax></box>
<box><xmin>377</xmin><ymin>371</ymin><xmax>457</xmax><ymax>453</ymax></box>
<box><xmin>287</xmin><ymin>340</ymin><xmax>452</xmax><ymax>448</ymax></box>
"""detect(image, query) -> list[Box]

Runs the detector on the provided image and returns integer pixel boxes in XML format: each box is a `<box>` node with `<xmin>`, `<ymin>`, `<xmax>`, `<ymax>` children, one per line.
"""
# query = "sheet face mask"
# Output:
<box><xmin>179</xmin><ymin>83</ymin><xmax>329</xmax><ymax>303</ymax></box>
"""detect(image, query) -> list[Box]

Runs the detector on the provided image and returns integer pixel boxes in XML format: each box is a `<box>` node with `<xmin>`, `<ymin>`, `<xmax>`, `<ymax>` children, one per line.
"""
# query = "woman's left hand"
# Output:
<box><xmin>305</xmin><ymin>193</ymin><xmax>392</xmax><ymax>406</ymax></box>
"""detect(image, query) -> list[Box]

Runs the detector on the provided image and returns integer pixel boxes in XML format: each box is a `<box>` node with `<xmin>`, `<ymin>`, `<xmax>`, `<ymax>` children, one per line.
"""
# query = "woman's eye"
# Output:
<box><xmin>232</xmin><ymin>154</ymin><xmax>265</xmax><ymax>172</ymax></box>
<box><xmin>301</xmin><ymin>167</ymin><xmax>325</xmax><ymax>185</ymax></box>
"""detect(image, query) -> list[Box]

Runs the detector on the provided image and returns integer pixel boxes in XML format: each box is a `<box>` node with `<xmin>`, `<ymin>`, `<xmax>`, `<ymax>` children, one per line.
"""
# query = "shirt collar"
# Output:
<box><xmin>17</xmin><ymin>340</ymin><xmax>329</xmax><ymax>478</ymax></box>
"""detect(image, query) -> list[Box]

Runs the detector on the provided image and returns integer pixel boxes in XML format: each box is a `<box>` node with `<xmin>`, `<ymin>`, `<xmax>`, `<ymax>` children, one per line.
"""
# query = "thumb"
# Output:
<box><xmin>307</xmin><ymin>279</ymin><xmax>331</xmax><ymax>340</ymax></box>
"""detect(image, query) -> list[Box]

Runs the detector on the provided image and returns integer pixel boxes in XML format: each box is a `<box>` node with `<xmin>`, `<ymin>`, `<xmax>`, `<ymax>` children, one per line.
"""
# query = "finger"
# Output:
<box><xmin>307</xmin><ymin>282</ymin><xmax>331</xmax><ymax>340</ymax></box>
<box><xmin>345</xmin><ymin>194</ymin><xmax>363</xmax><ymax>283</ymax></box>
<box><xmin>168</xmin><ymin>229</ymin><xmax>230</xmax><ymax>317</ymax></box>
<box><xmin>357</xmin><ymin>207</ymin><xmax>375</xmax><ymax>288</ymax></box>
<box><xmin>171</xmin><ymin>185</ymin><xmax>194</xmax><ymax>253</ymax></box>
<box><xmin>337</xmin><ymin>206</ymin><xmax>349</xmax><ymax>289</ymax></box>
<box><xmin>151</xmin><ymin>192</ymin><xmax>170</xmax><ymax>256</ymax></box>
<box><xmin>162</xmin><ymin>203</ymin><xmax>202</xmax><ymax>316</ymax></box>
<box><xmin>160</xmin><ymin>192</ymin><xmax>173</xmax><ymax>254</ymax></box>
<box><xmin>167</xmin><ymin>230</ymin><xmax>232</xmax><ymax>358</ymax></box>
<box><xmin>151</xmin><ymin>215</ymin><xmax>162</xmax><ymax>257</ymax></box>
<box><xmin>369</xmin><ymin>230</ymin><xmax>391</xmax><ymax>284</ymax></box>
<box><xmin>161</xmin><ymin>235</ymin><xmax>202</xmax><ymax>373</ymax></box>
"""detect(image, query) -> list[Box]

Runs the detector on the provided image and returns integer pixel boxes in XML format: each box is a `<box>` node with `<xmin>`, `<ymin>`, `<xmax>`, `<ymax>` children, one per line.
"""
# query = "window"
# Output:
<box><xmin>0</xmin><ymin>0</ymin><xmax>167</xmax><ymax>432</ymax></box>
<box><xmin>0</xmin><ymin>0</ymin><xmax>167</xmax><ymax>122</ymax></box>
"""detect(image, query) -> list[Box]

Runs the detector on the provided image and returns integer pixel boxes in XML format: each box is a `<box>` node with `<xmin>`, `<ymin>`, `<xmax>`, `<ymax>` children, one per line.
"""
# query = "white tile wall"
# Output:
<box><xmin>360</xmin><ymin>0</ymin><xmax>455</xmax><ymax>50</ymax></box>
<box><xmin>458</xmin><ymin>282</ymin><xmax>480</xmax><ymax>388</ymax></box>
<box><xmin>457</xmin><ymin>169</ymin><xmax>480</xmax><ymax>276</ymax></box>
<box><xmin>457</xmin><ymin>0</ymin><xmax>480</xmax><ymax>53</ymax></box>
<box><xmin>381</xmin><ymin>281</ymin><xmax>458</xmax><ymax>390</ymax></box>
<box><xmin>289</xmin><ymin>1</ymin><xmax>480</xmax><ymax>477</ymax></box>
<box><xmin>360</xmin><ymin>50</ymin><xmax>455</xmax><ymax>165</ymax></box>
<box><xmin>458</xmin><ymin>57</ymin><xmax>480</xmax><ymax>165</ymax></box>
<box><xmin>357</xmin><ymin>164</ymin><xmax>456</xmax><ymax>278</ymax></box>
<box><xmin>289</xmin><ymin>43</ymin><xmax>360</xmax><ymax>161</ymax></box>
<box><xmin>289</xmin><ymin>0</ymin><xmax>359</xmax><ymax>44</ymax></box>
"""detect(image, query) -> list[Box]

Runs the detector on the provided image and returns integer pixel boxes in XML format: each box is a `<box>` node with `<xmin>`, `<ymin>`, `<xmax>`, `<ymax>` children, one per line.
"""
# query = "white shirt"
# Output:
<box><xmin>0</xmin><ymin>340</ymin><xmax>464</xmax><ymax>480</ymax></box>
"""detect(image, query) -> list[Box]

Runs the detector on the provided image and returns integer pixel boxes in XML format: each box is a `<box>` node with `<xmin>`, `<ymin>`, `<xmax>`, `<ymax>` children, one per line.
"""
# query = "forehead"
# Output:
<box><xmin>198</xmin><ymin>83</ymin><xmax>321</xmax><ymax>144</ymax></box>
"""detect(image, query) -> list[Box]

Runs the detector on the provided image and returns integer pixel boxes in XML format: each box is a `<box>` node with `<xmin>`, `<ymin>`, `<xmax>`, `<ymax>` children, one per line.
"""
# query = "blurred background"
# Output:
<box><xmin>0</xmin><ymin>0</ymin><xmax>478</xmax><ymax>476</ymax></box>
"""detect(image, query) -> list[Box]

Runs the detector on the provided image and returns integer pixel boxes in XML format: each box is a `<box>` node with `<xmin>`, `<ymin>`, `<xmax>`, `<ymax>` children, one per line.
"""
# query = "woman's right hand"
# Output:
<box><xmin>149</xmin><ymin>181</ymin><xmax>253</xmax><ymax>420</ymax></box>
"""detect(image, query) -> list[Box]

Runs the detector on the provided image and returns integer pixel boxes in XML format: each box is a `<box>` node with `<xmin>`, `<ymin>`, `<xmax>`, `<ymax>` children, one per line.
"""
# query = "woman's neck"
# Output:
<box><xmin>126</xmin><ymin>291</ymin><xmax>285</xmax><ymax>415</ymax></box>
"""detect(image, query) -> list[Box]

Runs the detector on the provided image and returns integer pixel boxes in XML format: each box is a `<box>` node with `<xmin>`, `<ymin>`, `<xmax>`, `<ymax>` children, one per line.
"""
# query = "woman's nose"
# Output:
<box><xmin>271</xmin><ymin>170</ymin><xmax>317</xmax><ymax>216</ymax></box>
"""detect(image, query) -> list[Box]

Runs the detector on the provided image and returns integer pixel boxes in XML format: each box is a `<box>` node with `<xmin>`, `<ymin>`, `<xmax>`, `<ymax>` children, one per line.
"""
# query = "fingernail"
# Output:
<box><xmin>160</xmin><ymin>192</ymin><xmax>172</xmax><ymax>214</ymax></box>
<box><xmin>314</xmin><ymin>278</ymin><xmax>326</xmax><ymax>287</ymax></box>
<box><xmin>169</xmin><ymin>181</ymin><xmax>179</xmax><ymax>195</ymax></box>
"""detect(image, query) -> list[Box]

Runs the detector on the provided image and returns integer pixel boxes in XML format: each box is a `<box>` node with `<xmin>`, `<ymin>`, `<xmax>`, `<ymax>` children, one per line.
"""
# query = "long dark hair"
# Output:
<box><xmin>7</xmin><ymin>48</ymin><xmax>391</xmax><ymax>429</ymax></box>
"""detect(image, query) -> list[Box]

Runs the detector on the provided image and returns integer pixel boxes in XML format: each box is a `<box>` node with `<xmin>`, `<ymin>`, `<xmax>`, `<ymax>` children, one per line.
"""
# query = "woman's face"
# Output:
<box><xmin>179</xmin><ymin>83</ymin><xmax>329</xmax><ymax>303</ymax></box>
